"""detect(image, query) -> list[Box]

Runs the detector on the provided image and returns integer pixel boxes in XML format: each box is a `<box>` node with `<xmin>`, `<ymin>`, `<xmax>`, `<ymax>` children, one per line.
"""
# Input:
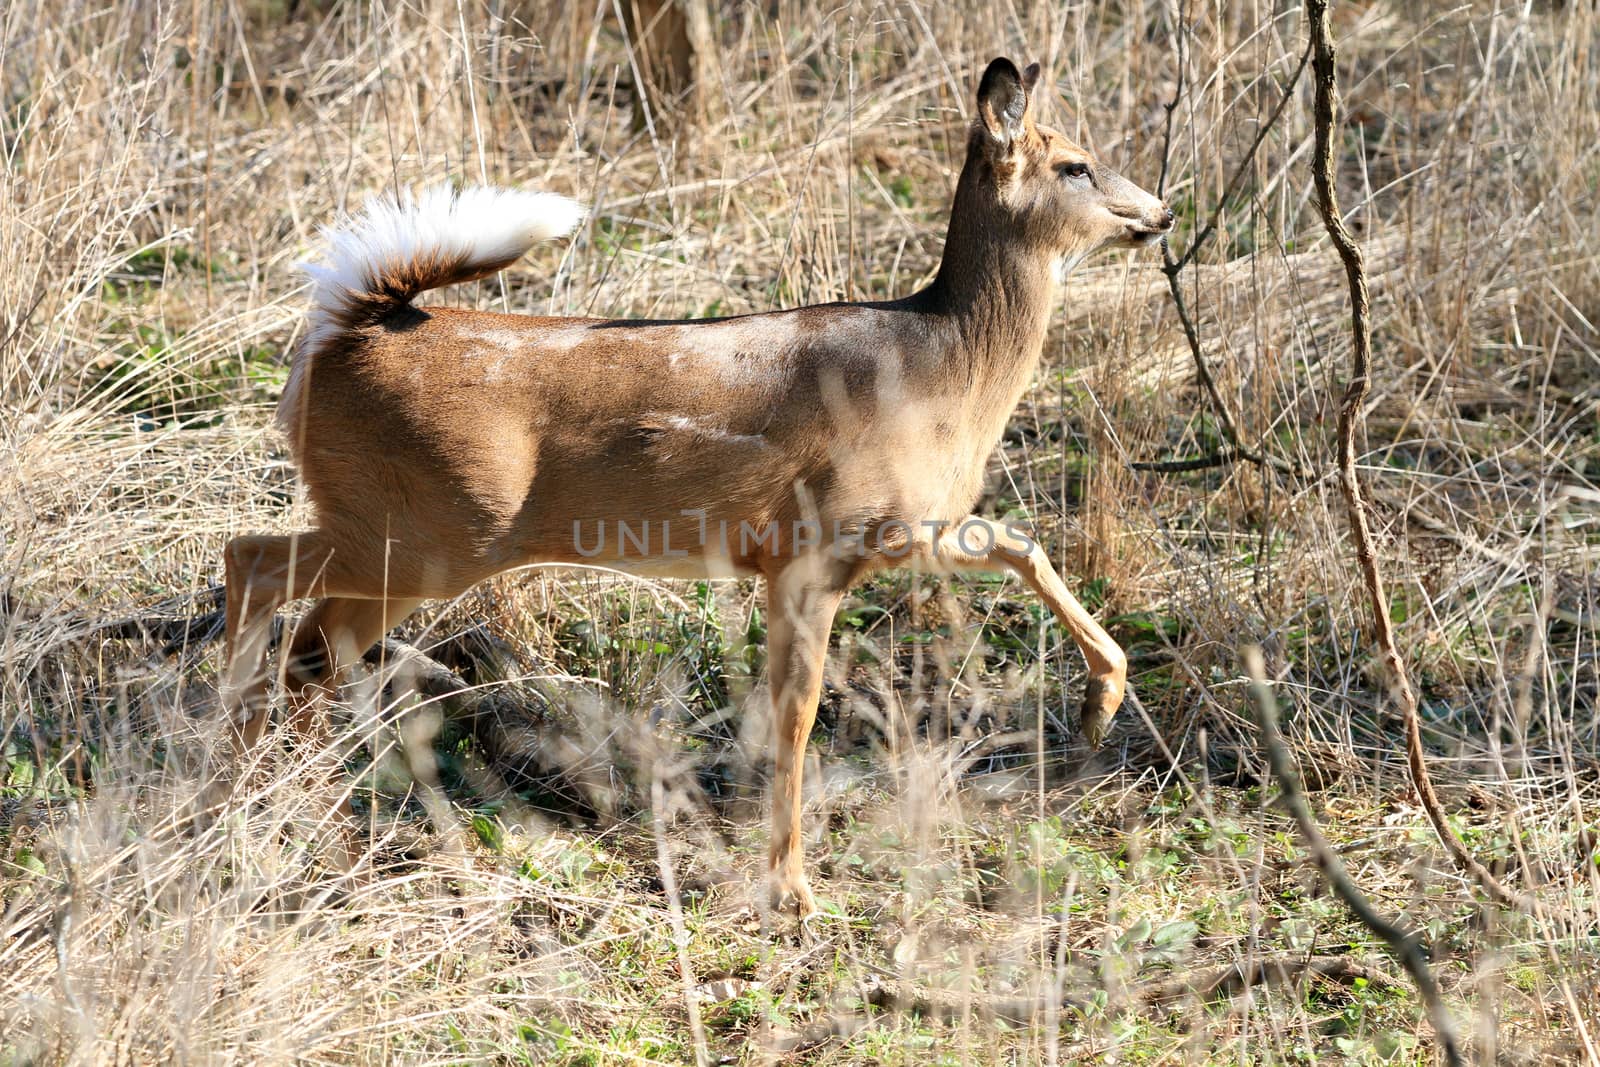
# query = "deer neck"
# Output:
<box><xmin>917</xmin><ymin>171</ymin><xmax>1072</xmax><ymax>397</ymax></box>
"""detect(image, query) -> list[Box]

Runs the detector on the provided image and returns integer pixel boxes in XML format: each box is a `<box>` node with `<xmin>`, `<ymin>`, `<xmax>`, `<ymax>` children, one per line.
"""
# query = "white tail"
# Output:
<box><xmin>227</xmin><ymin>58</ymin><xmax>1171</xmax><ymax>916</ymax></box>
<box><xmin>280</xmin><ymin>185</ymin><xmax>586</xmax><ymax>434</ymax></box>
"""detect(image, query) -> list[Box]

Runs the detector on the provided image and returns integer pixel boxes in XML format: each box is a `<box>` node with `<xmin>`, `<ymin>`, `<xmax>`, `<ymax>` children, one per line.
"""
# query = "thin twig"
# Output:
<box><xmin>1169</xmin><ymin>41</ymin><xmax>1314</xmax><ymax>276</ymax></box>
<box><xmin>1145</xmin><ymin>22</ymin><xmax>1313</xmax><ymax>479</ymax></box>
<box><xmin>1153</xmin><ymin>0</ymin><xmax>1189</xmax><ymax>201</ymax></box>
<box><xmin>1305</xmin><ymin>0</ymin><xmax>1524</xmax><ymax>911</ymax></box>
<box><xmin>1244</xmin><ymin>647</ymin><xmax>1464</xmax><ymax>1066</ymax></box>
<box><xmin>1137</xmin><ymin>274</ymin><xmax>1307</xmax><ymax>478</ymax></box>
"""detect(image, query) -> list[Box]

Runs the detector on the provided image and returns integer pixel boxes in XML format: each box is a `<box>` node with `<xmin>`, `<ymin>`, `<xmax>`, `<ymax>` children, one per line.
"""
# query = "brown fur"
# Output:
<box><xmin>223</xmin><ymin>57</ymin><xmax>1173</xmax><ymax>915</ymax></box>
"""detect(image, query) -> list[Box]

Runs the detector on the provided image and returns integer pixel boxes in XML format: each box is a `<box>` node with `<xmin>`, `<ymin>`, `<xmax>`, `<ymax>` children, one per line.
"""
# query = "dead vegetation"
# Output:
<box><xmin>2</xmin><ymin>0</ymin><xmax>1598</xmax><ymax>1062</ymax></box>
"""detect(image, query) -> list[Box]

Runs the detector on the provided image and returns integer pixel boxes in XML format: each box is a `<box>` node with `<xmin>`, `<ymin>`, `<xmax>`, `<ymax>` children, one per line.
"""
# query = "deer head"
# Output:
<box><xmin>972</xmin><ymin>57</ymin><xmax>1174</xmax><ymax>273</ymax></box>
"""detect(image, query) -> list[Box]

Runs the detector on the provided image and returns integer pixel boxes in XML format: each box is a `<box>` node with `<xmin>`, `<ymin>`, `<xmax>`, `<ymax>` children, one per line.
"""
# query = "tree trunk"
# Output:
<box><xmin>620</xmin><ymin>0</ymin><xmax>715</xmax><ymax>130</ymax></box>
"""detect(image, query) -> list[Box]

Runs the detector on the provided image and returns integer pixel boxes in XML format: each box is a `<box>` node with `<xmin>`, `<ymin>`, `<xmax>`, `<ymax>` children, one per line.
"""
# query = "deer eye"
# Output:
<box><xmin>1058</xmin><ymin>161</ymin><xmax>1092</xmax><ymax>181</ymax></box>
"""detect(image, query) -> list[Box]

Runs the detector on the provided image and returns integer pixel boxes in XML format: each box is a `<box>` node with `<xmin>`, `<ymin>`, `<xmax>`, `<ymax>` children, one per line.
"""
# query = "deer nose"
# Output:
<box><xmin>1161</xmin><ymin>206</ymin><xmax>1176</xmax><ymax>228</ymax></box>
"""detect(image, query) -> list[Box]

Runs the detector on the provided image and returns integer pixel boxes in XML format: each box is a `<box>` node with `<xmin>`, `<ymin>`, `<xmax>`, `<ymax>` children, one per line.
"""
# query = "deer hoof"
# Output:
<box><xmin>769</xmin><ymin>872</ymin><xmax>818</xmax><ymax>919</ymax></box>
<box><xmin>1080</xmin><ymin>675</ymin><xmax>1123</xmax><ymax>749</ymax></box>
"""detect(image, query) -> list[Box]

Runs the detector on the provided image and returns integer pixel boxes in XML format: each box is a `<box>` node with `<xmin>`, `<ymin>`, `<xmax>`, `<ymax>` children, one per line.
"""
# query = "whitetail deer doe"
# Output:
<box><xmin>225</xmin><ymin>57</ymin><xmax>1172</xmax><ymax>916</ymax></box>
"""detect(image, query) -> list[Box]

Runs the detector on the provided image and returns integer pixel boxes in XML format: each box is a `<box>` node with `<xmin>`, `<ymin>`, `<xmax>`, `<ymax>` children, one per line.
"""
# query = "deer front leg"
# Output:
<box><xmin>764</xmin><ymin>562</ymin><xmax>845</xmax><ymax>917</ymax></box>
<box><xmin>931</xmin><ymin>517</ymin><xmax>1127</xmax><ymax>747</ymax></box>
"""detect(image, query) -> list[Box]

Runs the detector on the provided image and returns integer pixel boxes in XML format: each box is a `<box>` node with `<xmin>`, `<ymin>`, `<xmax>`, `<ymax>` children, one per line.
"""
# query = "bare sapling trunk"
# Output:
<box><xmin>1306</xmin><ymin>0</ymin><xmax>1523</xmax><ymax>911</ymax></box>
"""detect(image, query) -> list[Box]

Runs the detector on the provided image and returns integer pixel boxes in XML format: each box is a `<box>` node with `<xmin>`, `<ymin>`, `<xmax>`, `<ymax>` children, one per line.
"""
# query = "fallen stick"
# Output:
<box><xmin>1245</xmin><ymin>645</ymin><xmax>1463</xmax><ymax>1066</ymax></box>
<box><xmin>763</xmin><ymin>949</ymin><xmax>1402</xmax><ymax>1054</ymax></box>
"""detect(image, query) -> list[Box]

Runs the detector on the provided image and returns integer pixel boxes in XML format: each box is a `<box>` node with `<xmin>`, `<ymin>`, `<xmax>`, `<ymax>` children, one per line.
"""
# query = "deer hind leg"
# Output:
<box><xmin>223</xmin><ymin>530</ymin><xmax>441</xmax><ymax>867</ymax></box>
<box><xmin>280</xmin><ymin>596</ymin><xmax>422</xmax><ymax>872</ymax></box>
<box><xmin>224</xmin><ymin>530</ymin><xmax>424</xmax><ymax>743</ymax></box>
<box><xmin>930</xmin><ymin>517</ymin><xmax>1127</xmax><ymax>747</ymax></box>
<box><xmin>764</xmin><ymin>559</ymin><xmax>846</xmax><ymax>918</ymax></box>
<box><xmin>222</xmin><ymin>533</ymin><xmax>332</xmax><ymax>751</ymax></box>
<box><xmin>283</xmin><ymin>596</ymin><xmax>422</xmax><ymax>737</ymax></box>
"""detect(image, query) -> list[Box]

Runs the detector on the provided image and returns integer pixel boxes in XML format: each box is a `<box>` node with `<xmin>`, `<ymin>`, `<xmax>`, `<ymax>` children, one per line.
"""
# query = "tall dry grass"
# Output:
<box><xmin>2</xmin><ymin>0</ymin><xmax>1598</xmax><ymax>1062</ymax></box>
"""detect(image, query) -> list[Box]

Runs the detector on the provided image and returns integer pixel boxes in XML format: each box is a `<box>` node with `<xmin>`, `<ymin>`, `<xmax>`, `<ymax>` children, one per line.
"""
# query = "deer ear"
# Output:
<box><xmin>976</xmin><ymin>57</ymin><xmax>1030</xmax><ymax>149</ymax></box>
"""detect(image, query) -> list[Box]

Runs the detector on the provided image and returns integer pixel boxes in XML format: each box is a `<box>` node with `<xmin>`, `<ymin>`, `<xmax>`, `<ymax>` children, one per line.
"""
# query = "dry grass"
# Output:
<box><xmin>2</xmin><ymin>0</ymin><xmax>1598</xmax><ymax>1062</ymax></box>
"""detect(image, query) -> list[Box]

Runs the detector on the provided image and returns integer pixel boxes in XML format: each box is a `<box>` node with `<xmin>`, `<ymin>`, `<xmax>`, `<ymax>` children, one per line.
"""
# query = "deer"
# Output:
<box><xmin>223</xmin><ymin>56</ymin><xmax>1173</xmax><ymax>917</ymax></box>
